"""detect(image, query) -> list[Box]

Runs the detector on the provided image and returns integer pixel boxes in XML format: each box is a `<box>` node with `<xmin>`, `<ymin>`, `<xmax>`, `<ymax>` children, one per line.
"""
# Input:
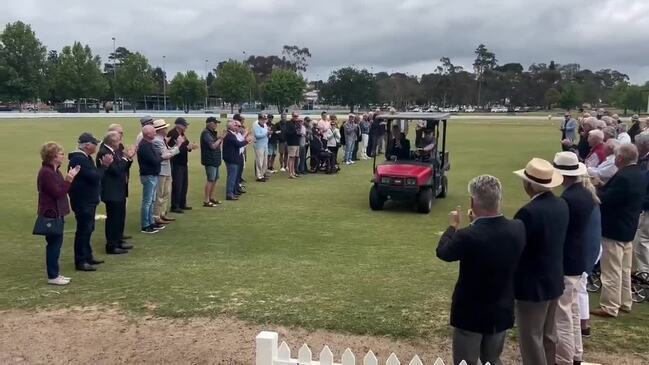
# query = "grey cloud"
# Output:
<box><xmin>3</xmin><ymin>0</ymin><xmax>649</xmax><ymax>82</ymax></box>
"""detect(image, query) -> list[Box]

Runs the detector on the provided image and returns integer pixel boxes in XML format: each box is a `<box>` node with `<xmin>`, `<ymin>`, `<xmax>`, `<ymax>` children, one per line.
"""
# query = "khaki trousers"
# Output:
<box><xmin>254</xmin><ymin>148</ymin><xmax>268</xmax><ymax>180</ymax></box>
<box><xmin>154</xmin><ymin>175</ymin><xmax>172</xmax><ymax>218</ymax></box>
<box><xmin>516</xmin><ymin>299</ymin><xmax>558</xmax><ymax>365</ymax></box>
<box><xmin>633</xmin><ymin>212</ymin><xmax>649</xmax><ymax>273</ymax></box>
<box><xmin>555</xmin><ymin>276</ymin><xmax>583</xmax><ymax>365</ymax></box>
<box><xmin>600</xmin><ymin>237</ymin><xmax>633</xmax><ymax>316</ymax></box>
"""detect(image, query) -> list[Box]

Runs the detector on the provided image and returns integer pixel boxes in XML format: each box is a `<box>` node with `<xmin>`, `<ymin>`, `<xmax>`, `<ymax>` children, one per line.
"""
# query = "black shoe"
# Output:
<box><xmin>171</xmin><ymin>208</ymin><xmax>184</xmax><ymax>214</ymax></box>
<box><xmin>237</xmin><ymin>190</ymin><xmax>247</xmax><ymax>194</ymax></box>
<box><xmin>88</xmin><ymin>258</ymin><xmax>104</xmax><ymax>265</ymax></box>
<box><xmin>226</xmin><ymin>196</ymin><xmax>239</xmax><ymax>201</ymax></box>
<box><xmin>118</xmin><ymin>242</ymin><xmax>134</xmax><ymax>250</ymax></box>
<box><xmin>153</xmin><ymin>224</ymin><xmax>166</xmax><ymax>230</ymax></box>
<box><xmin>209</xmin><ymin>199</ymin><xmax>223</xmax><ymax>205</ymax></box>
<box><xmin>76</xmin><ymin>263</ymin><xmax>96</xmax><ymax>272</ymax></box>
<box><xmin>581</xmin><ymin>327</ymin><xmax>591</xmax><ymax>337</ymax></box>
<box><xmin>106</xmin><ymin>247</ymin><xmax>128</xmax><ymax>255</ymax></box>
<box><xmin>122</xmin><ymin>235</ymin><xmax>133</xmax><ymax>240</ymax></box>
<box><xmin>141</xmin><ymin>226</ymin><xmax>159</xmax><ymax>234</ymax></box>
<box><xmin>256</xmin><ymin>178</ymin><xmax>267</xmax><ymax>182</ymax></box>
<box><xmin>182</xmin><ymin>206</ymin><xmax>193</xmax><ymax>210</ymax></box>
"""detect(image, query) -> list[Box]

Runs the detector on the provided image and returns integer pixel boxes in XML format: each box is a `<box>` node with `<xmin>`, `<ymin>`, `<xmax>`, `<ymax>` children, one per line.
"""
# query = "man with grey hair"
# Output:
<box><xmin>592</xmin><ymin>144</ymin><xmax>645</xmax><ymax>318</ymax></box>
<box><xmin>602</xmin><ymin>126</ymin><xmax>617</xmax><ymax>142</ymax></box>
<box><xmin>96</xmin><ymin>131</ymin><xmax>132</xmax><ymax>255</ymax></box>
<box><xmin>513</xmin><ymin>158</ymin><xmax>568</xmax><ymax>365</ymax></box>
<box><xmin>617</xmin><ymin>123</ymin><xmax>631</xmax><ymax>144</ymax></box>
<box><xmin>437</xmin><ymin>175</ymin><xmax>525</xmax><ymax>365</ymax></box>
<box><xmin>633</xmin><ymin>132</ymin><xmax>649</xmax><ymax>277</ymax></box>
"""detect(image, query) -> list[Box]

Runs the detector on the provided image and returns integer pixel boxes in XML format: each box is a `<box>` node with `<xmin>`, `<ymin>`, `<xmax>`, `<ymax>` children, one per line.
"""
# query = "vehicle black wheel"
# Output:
<box><xmin>632</xmin><ymin>284</ymin><xmax>647</xmax><ymax>303</ymax></box>
<box><xmin>417</xmin><ymin>188</ymin><xmax>433</xmax><ymax>214</ymax></box>
<box><xmin>307</xmin><ymin>156</ymin><xmax>319</xmax><ymax>173</ymax></box>
<box><xmin>369</xmin><ymin>185</ymin><xmax>385</xmax><ymax>211</ymax></box>
<box><xmin>587</xmin><ymin>274</ymin><xmax>601</xmax><ymax>293</ymax></box>
<box><xmin>437</xmin><ymin>175</ymin><xmax>448</xmax><ymax>198</ymax></box>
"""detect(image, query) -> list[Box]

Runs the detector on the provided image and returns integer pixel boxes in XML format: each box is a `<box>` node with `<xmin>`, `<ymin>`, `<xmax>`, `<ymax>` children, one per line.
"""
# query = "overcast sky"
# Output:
<box><xmin>4</xmin><ymin>0</ymin><xmax>649</xmax><ymax>83</ymax></box>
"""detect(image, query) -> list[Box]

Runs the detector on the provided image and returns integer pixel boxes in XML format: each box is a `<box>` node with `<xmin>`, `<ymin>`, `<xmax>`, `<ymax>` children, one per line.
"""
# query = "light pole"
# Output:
<box><xmin>204</xmin><ymin>59</ymin><xmax>209</xmax><ymax>110</ymax></box>
<box><xmin>162</xmin><ymin>55</ymin><xmax>167</xmax><ymax>111</ymax></box>
<box><xmin>112</xmin><ymin>37</ymin><xmax>117</xmax><ymax>112</ymax></box>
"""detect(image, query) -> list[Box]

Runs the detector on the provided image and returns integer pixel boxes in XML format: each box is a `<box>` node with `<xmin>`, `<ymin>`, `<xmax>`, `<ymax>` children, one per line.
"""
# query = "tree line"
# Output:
<box><xmin>1</xmin><ymin>20</ymin><xmax>647</xmax><ymax>113</ymax></box>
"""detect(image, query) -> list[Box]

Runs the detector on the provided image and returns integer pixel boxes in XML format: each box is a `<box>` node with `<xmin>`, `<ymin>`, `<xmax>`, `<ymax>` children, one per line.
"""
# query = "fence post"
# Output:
<box><xmin>256</xmin><ymin>331</ymin><xmax>278</xmax><ymax>365</ymax></box>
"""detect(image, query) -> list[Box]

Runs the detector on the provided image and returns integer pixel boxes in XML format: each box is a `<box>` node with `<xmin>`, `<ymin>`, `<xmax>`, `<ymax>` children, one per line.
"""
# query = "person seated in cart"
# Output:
<box><xmin>387</xmin><ymin>124</ymin><xmax>411</xmax><ymax>160</ymax></box>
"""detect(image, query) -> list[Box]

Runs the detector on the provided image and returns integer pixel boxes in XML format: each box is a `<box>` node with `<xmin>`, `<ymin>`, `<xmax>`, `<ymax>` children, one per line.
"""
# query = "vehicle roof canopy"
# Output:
<box><xmin>375</xmin><ymin>112</ymin><xmax>451</xmax><ymax>121</ymax></box>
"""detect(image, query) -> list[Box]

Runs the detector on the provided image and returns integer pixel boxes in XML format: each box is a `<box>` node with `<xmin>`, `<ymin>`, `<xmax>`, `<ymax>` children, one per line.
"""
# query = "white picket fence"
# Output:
<box><xmin>256</xmin><ymin>331</ymin><xmax>475</xmax><ymax>365</ymax></box>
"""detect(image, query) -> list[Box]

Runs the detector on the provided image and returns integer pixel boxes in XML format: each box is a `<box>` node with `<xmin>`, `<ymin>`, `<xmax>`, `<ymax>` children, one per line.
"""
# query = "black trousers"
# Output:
<box><xmin>353</xmin><ymin>140</ymin><xmax>359</xmax><ymax>160</ymax></box>
<box><xmin>105</xmin><ymin>200</ymin><xmax>126</xmax><ymax>249</ymax></box>
<box><xmin>171</xmin><ymin>163</ymin><xmax>189</xmax><ymax>209</ymax></box>
<box><xmin>72</xmin><ymin>203</ymin><xmax>97</xmax><ymax>266</ymax></box>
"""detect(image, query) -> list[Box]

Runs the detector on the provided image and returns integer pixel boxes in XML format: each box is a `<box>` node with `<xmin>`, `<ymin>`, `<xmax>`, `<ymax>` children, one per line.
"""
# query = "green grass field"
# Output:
<box><xmin>0</xmin><ymin>117</ymin><xmax>647</xmax><ymax>356</ymax></box>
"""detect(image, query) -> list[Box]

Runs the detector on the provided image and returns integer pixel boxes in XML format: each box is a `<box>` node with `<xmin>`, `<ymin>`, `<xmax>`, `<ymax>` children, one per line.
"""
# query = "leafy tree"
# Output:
<box><xmin>262</xmin><ymin>69</ymin><xmax>306</xmax><ymax>113</ymax></box>
<box><xmin>281</xmin><ymin>45</ymin><xmax>311</xmax><ymax>72</ymax></box>
<box><xmin>212</xmin><ymin>60</ymin><xmax>255</xmax><ymax>112</ymax></box>
<box><xmin>472</xmin><ymin>44</ymin><xmax>497</xmax><ymax>107</ymax></box>
<box><xmin>151</xmin><ymin>66</ymin><xmax>166</xmax><ymax>94</ymax></box>
<box><xmin>559</xmin><ymin>83</ymin><xmax>582</xmax><ymax>110</ymax></box>
<box><xmin>320</xmin><ymin>67</ymin><xmax>377</xmax><ymax>113</ymax></box>
<box><xmin>377</xmin><ymin>73</ymin><xmax>422</xmax><ymax>109</ymax></box>
<box><xmin>206</xmin><ymin>71</ymin><xmax>215</xmax><ymax>88</ymax></box>
<box><xmin>168</xmin><ymin>70</ymin><xmax>207</xmax><ymax>113</ymax></box>
<box><xmin>55</xmin><ymin>42</ymin><xmax>106</xmax><ymax>112</ymax></box>
<box><xmin>245</xmin><ymin>55</ymin><xmax>290</xmax><ymax>83</ymax></box>
<box><xmin>0</xmin><ymin>21</ymin><xmax>46</xmax><ymax>106</ymax></box>
<box><xmin>42</xmin><ymin>50</ymin><xmax>63</xmax><ymax>103</ymax></box>
<box><xmin>544</xmin><ymin>88</ymin><xmax>561</xmax><ymax>109</ymax></box>
<box><xmin>114</xmin><ymin>52</ymin><xmax>156</xmax><ymax>112</ymax></box>
<box><xmin>622</xmin><ymin>85</ymin><xmax>645</xmax><ymax>113</ymax></box>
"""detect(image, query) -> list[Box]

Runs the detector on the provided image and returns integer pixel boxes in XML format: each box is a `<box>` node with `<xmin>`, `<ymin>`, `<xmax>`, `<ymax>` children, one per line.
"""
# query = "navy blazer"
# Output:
<box><xmin>599</xmin><ymin>164</ymin><xmax>645</xmax><ymax>242</ymax></box>
<box><xmin>437</xmin><ymin>216</ymin><xmax>526</xmax><ymax>334</ymax></box>
<box><xmin>514</xmin><ymin>191</ymin><xmax>569</xmax><ymax>302</ymax></box>
<box><xmin>222</xmin><ymin>131</ymin><xmax>247</xmax><ymax>165</ymax></box>
<box><xmin>68</xmin><ymin>150</ymin><xmax>105</xmax><ymax>207</ymax></box>
<box><xmin>96</xmin><ymin>143</ymin><xmax>131</xmax><ymax>203</ymax></box>
<box><xmin>561</xmin><ymin>183</ymin><xmax>596</xmax><ymax>276</ymax></box>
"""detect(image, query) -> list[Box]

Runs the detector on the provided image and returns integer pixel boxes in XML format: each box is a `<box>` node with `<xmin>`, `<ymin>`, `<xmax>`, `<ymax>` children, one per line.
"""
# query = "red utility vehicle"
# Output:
<box><xmin>369</xmin><ymin>113</ymin><xmax>450</xmax><ymax>213</ymax></box>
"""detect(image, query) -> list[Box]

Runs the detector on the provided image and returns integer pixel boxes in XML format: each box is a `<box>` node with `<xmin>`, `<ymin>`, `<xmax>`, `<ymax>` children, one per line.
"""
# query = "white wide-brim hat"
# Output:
<box><xmin>514</xmin><ymin>157</ymin><xmax>564</xmax><ymax>188</ymax></box>
<box><xmin>553</xmin><ymin>151</ymin><xmax>587</xmax><ymax>177</ymax></box>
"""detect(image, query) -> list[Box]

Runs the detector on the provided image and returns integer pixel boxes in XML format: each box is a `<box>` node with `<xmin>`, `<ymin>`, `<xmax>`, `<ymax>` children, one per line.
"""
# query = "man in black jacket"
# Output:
<box><xmin>97</xmin><ymin>131</ymin><xmax>133</xmax><ymax>255</ymax></box>
<box><xmin>513</xmin><ymin>158</ymin><xmax>568</xmax><ymax>365</ymax></box>
<box><xmin>68</xmin><ymin>133</ymin><xmax>113</xmax><ymax>271</ymax></box>
<box><xmin>552</xmin><ymin>152</ymin><xmax>594</xmax><ymax>365</ymax></box>
<box><xmin>137</xmin><ymin>125</ymin><xmax>164</xmax><ymax>233</ymax></box>
<box><xmin>592</xmin><ymin>144</ymin><xmax>645</xmax><ymax>318</ymax></box>
<box><xmin>168</xmin><ymin>117</ymin><xmax>197</xmax><ymax>213</ymax></box>
<box><xmin>223</xmin><ymin>120</ymin><xmax>250</xmax><ymax>200</ymax></box>
<box><xmin>437</xmin><ymin>175</ymin><xmax>525</xmax><ymax>365</ymax></box>
<box><xmin>628</xmin><ymin>114</ymin><xmax>642</xmax><ymax>143</ymax></box>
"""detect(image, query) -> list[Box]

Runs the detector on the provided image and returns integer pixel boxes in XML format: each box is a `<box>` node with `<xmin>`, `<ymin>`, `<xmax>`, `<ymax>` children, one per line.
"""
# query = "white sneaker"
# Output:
<box><xmin>344</xmin><ymin>161</ymin><xmax>351</xmax><ymax>165</ymax></box>
<box><xmin>350</xmin><ymin>160</ymin><xmax>356</xmax><ymax>164</ymax></box>
<box><xmin>59</xmin><ymin>275</ymin><xmax>71</xmax><ymax>281</ymax></box>
<box><xmin>280</xmin><ymin>167</ymin><xmax>286</xmax><ymax>172</ymax></box>
<box><xmin>48</xmin><ymin>276</ymin><xmax>70</xmax><ymax>285</ymax></box>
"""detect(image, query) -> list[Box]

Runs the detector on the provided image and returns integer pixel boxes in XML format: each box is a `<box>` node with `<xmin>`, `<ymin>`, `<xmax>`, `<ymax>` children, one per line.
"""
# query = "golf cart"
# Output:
<box><xmin>369</xmin><ymin>113</ymin><xmax>450</xmax><ymax>213</ymax></box>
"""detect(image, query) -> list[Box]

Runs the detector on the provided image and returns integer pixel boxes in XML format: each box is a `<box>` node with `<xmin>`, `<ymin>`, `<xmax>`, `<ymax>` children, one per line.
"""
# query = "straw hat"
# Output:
<box><xmin>553</xmin><ymin>152</ymin><xmax>587</xmax><ymax>177</ymax></box>
<box><xmin>514</xmin><ymin>158</ymin><xmax>563</xmax><ymax>188</ymax></box>
<box><xmin>152</xmin><ymin>119</ymin><xmax>169</xmax><ymax>130</ymax></box>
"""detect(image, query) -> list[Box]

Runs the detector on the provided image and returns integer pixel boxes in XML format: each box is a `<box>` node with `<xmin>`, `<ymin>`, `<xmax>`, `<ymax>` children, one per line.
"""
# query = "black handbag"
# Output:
<box><xmin>33</xmin><ymin>178</ymin><xmax>64</xmax><ymax>236</ymax></box>
<box><xmin>32</xmin><ymin>213</ymin><xmax>64</xmax><ymax>236</ymax></box>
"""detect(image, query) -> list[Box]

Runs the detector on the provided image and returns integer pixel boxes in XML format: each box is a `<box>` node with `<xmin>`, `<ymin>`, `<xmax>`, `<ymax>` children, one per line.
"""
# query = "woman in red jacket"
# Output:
<box><xmin>37</xmin><ymin>142</ymin><xmax>80</xmax><ymax>285</ymax></box>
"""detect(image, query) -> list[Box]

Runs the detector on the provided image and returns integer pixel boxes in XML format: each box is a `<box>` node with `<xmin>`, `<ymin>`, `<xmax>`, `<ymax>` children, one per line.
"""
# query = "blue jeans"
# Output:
<box><xmin>140</xmin><ymin>175</ymin><xmax>158</xmax><ymax>228</ymax></box>
<box><xmin>45</xmin><ymin>232</ymin><xmax>64</xmax><ymax>279</ymax></box>
<box><xmin>345</xmin><ymin>139</ymin><xmax>355</xmax><ymax>162</ymax></box>
<box><xmin>225</xmin><ymin>162</ymin><xmax>239</xmax><ymax>198</ymax></box>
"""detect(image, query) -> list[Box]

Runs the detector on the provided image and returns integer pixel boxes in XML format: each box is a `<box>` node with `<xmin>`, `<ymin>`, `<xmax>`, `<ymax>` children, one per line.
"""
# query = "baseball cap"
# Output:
<box><xmin>78</xmin><ymin>132</ymin><xmax>100</xmax><ymax>145</ymax></box>
<box><xmin>175</xmin><ymin>117</ymin><xmax>189</xmax><ymax>126</ymax></box>
<box><xmin>206</xmin><ymin>116</ymin><xmax>220</xmax><ymax>124</ymax></box>
<box><xmin>139</xmin><ymin>115</ymin><xmax>154</xmax><ymax>126</ymax></box>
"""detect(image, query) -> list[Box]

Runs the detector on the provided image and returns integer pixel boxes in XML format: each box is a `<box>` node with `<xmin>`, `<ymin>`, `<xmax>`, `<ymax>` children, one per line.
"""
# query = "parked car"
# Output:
<box><xmin>490</xmin><ymin>106</ymin><xmax>508</xmax><ymax>113</ymax></box>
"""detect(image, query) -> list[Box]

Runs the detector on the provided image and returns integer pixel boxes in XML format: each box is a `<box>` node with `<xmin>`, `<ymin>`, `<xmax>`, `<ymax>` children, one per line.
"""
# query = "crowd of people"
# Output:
<box><xmin>34</xmin><ymin>107</ymin><xmax>649</xmax><ymax>364</ymax></box>
<box><xmin>35</xmin><ymin>111</ymin><xmax>397</xmax><ymax>284</ymax></box>
<box><xmin>438</xmin><ymin>109</ymin><xmax>649</xmax><ymax>365</ymax></box>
